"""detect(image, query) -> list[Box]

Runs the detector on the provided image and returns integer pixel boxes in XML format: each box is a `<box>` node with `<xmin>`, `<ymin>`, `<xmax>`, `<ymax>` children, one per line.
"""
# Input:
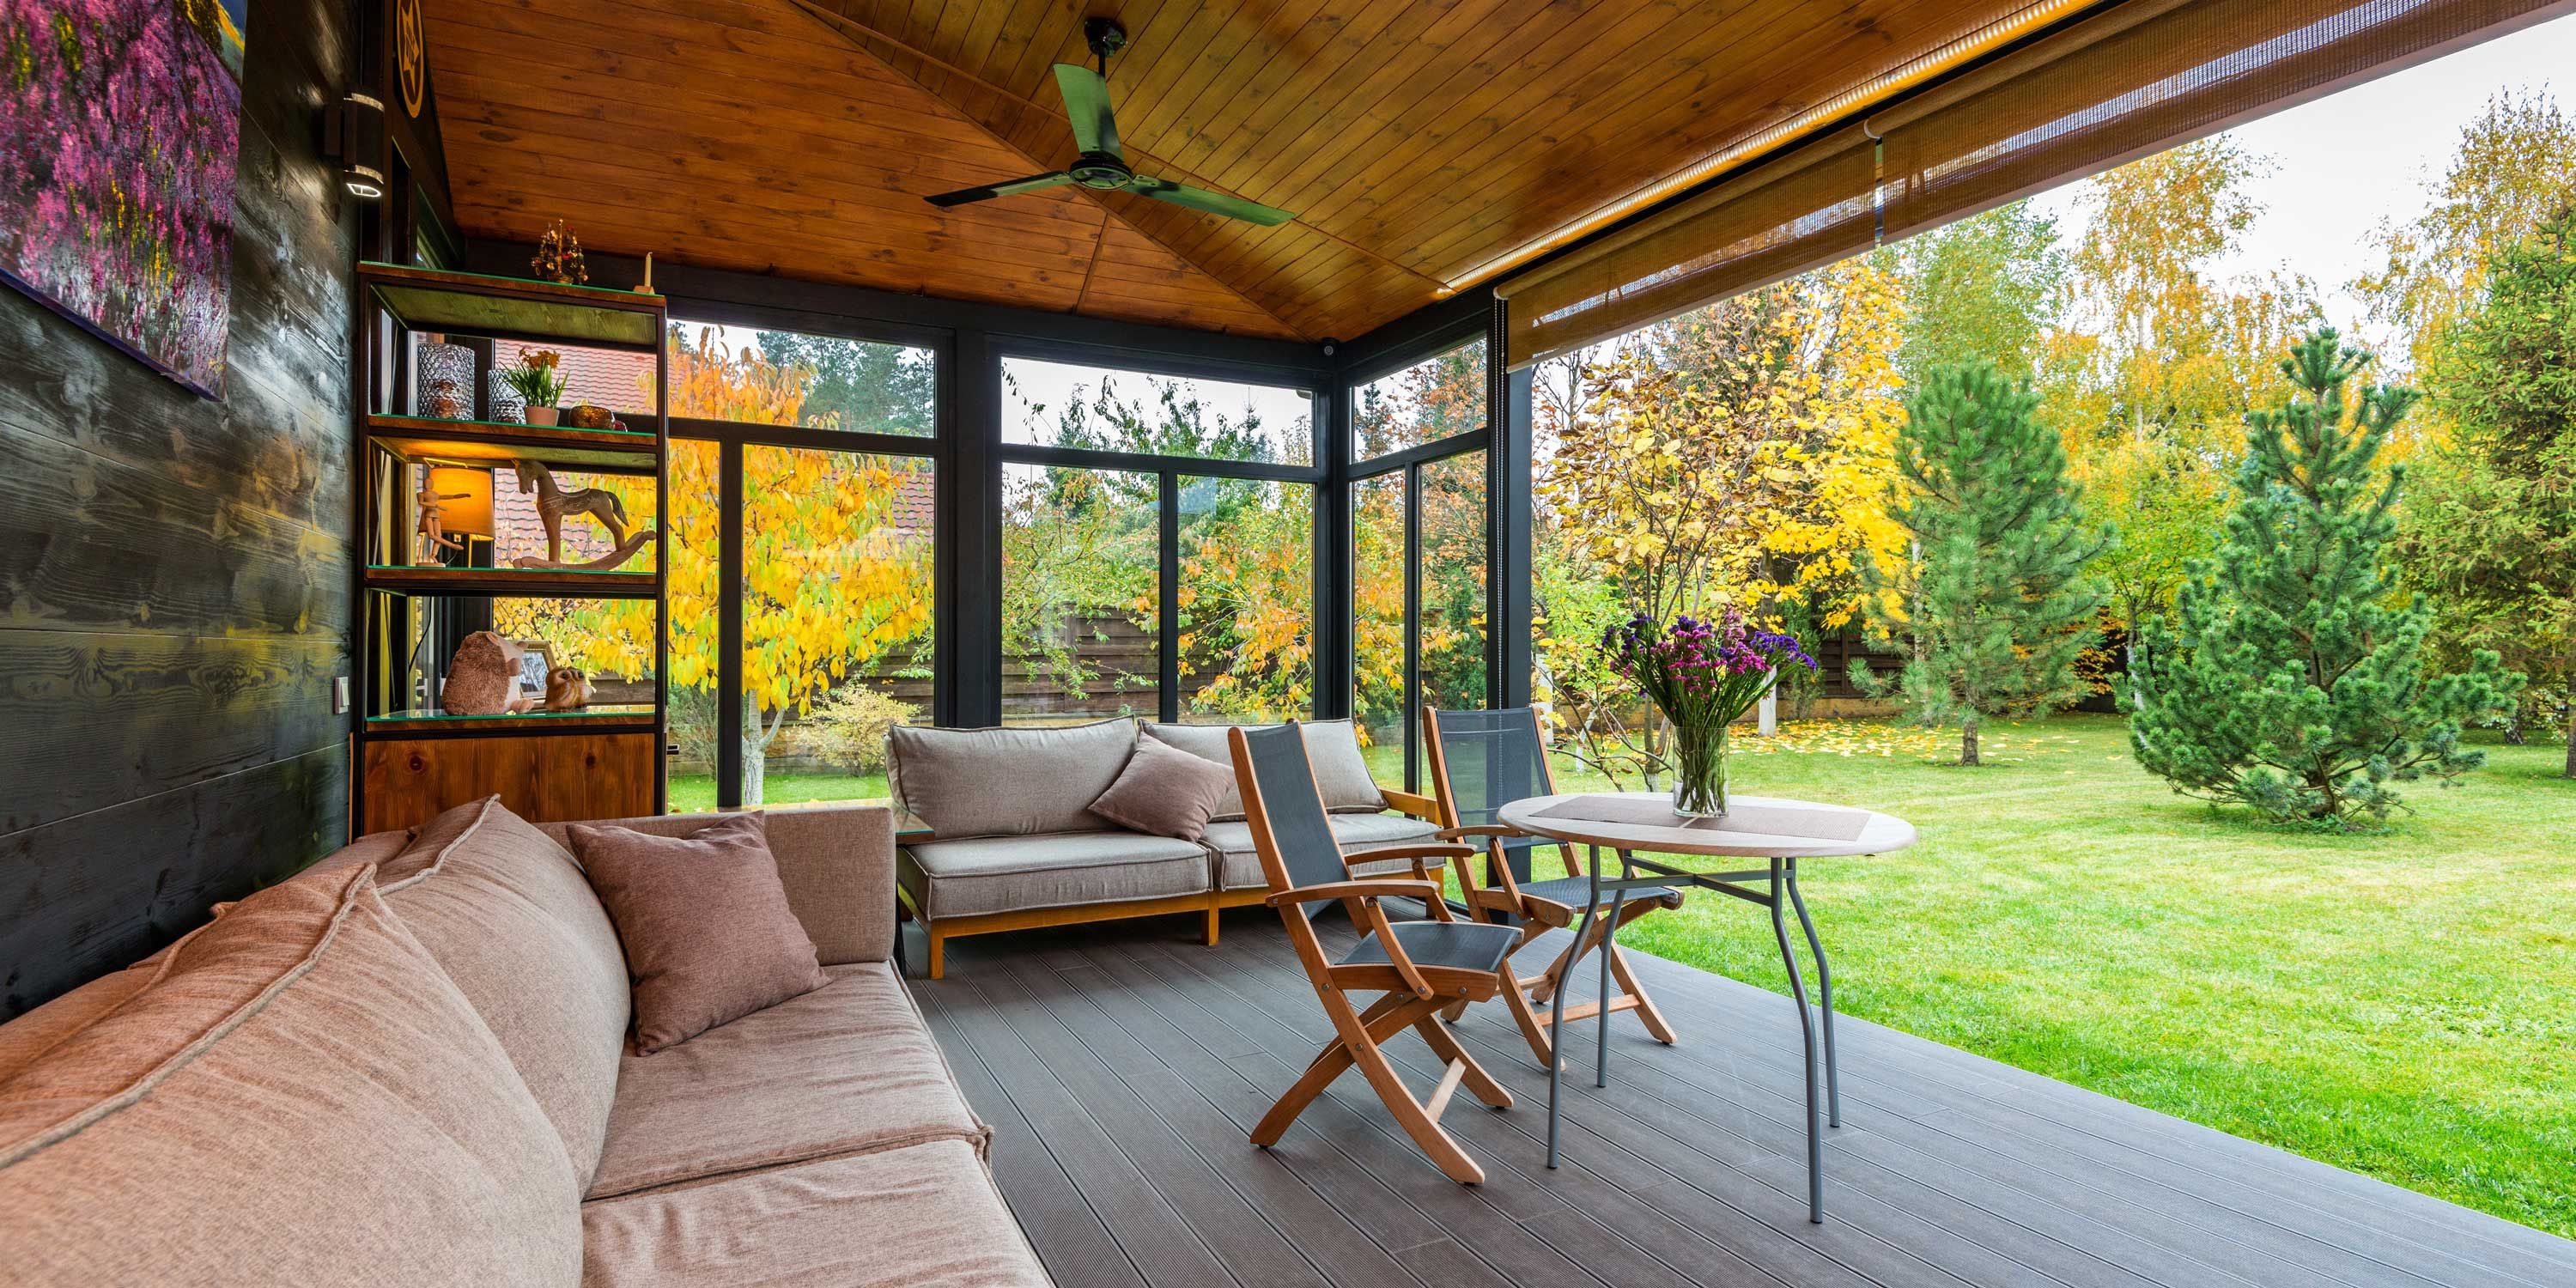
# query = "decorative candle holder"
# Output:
<box><xmin>415</xmin><ymin>336</ymin><xmax>475</xmax><ymax>421</ymax></box>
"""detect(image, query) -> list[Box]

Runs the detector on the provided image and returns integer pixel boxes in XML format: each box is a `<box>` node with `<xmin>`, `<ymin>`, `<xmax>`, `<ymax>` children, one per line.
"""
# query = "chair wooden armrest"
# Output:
<box><xmin>1264</xmin><ymin>878</ymin><xmax>1443</xmax><ymax>908</ymax></box>
<box><xmin>1341</xmin><ymin>844</ymin><xmax>1475</xmax><ymax>921</ymax></box>
<box><xmin>1271</xmin><ymin>881</ymin><xmax>1441</xmax><ymax>997</ymax></box>
<box><xmin>1339</xmin><ymin>843</ymin><xmax>1479</xmax><ymax>867</ymax></box>
<box><xmin>1436</xmin><ymin>824</ymin><xmax>1522</xmax><ymax>841</ymax></box>
<box><xmin>1382</xmin><ymin>788</ymin><xmax>1441</xmax><ymax>822</ymax></box>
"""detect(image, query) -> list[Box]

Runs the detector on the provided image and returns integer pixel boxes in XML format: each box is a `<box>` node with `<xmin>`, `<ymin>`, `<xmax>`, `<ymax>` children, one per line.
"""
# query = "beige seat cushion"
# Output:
<box><xmin>0</xmin><ymin>864</ymin><xmax>581</xmax><ymax>1287</ymax></box>
<box><xmin>902</xmin><ymin>831</ymin><xmax>1210</xmax><ymax>920</ymax></box>
<box><xmin>580</xmin><ymin>1139</ymin><xmax>1051</xmax><ymax>1288</ymax></box>
<box><xmin>586</xmin><ymin>962</ymin><xmax>985</xmax><ymax>1200</ymax></box>
<box><xmin>889</xmin><ymin>719</ymin><xmax>1137</xmax><ymax>838</ymax></box>
<box><xmin>1144</xmin><ymin>719</ymin><xmax>1387</xmax><ymax>817</ymax></box>
<box><xmin>1204</xmin><ymin>811</ymin><xmax>1443</xmax><ymax>890</ymax></box>
<box><xmin>378</xmin><ymin>798</ymin><xmax>633</xmax><ymax>1188</ymax></box>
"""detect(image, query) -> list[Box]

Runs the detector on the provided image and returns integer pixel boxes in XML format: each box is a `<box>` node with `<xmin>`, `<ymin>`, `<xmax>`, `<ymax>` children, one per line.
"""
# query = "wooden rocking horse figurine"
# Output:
<box><xmin>513</xmin><ymin>459</ymin><xmax>629</xmax><ymax>562</ymax></box>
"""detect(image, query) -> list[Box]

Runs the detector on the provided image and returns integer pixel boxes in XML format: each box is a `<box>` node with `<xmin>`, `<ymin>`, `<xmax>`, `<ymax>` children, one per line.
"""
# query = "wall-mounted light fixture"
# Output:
<box><xmin>322</xmin><ymin>91</ymin><xmax>388</xmax><ymax>200</ymax></box>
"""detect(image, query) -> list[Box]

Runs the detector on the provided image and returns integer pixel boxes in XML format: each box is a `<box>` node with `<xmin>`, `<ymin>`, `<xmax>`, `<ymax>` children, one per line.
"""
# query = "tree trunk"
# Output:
<box><xmin>1959</xmin><ymin>712</ymin><xmax>1980</xmax><ymax>767</ymax></box>
<box><xmin>2564</xmin><ymin>691</ymin><xmax>2575</xmax><ymax>780</ymax></box>
<box><xmin>742</xmin><ymin>702</ymin><xmax>783</xmax><ymax>805</ymax></box>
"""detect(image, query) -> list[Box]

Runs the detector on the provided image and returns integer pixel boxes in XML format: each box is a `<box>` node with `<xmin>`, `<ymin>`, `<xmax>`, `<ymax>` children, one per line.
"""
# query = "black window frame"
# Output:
<box><xmin>992</xmin><ymin>336</ymin><xmax>1329</xmax><ymax>728</ymax></box>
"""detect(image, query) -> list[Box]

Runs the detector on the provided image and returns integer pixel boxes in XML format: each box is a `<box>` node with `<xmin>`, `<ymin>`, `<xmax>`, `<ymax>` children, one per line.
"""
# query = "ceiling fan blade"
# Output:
<box><xmin>1054</xmin><ymin>63</ymin><xmax>1121</xmax><ymax>157</ymax></box>
<box><xmin>926</xmin><ymin>172</ymin><xmax>1075</xmax><ymax>208</ymax></box>
<box><xmin>1128</xmin><ymin>177</ymin><xmax>1296</xmax><ymax>227</ymax></box>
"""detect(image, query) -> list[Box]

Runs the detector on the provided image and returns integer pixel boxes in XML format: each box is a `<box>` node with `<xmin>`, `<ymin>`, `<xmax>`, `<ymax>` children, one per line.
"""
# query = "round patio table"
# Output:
<box><xmin>1495</xmin><ymin>791</ymin><xmax>1917</xmax><ymax>1224</ymax></box>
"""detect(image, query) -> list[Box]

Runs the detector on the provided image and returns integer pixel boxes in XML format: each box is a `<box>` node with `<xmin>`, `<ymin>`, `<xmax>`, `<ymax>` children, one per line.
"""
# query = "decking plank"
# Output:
<box><xmin>915</xmin><ymin>969</ymin><xmax>1247</xmax><ymax>1288</ymax></box>
<box><xmin>909</xmin><ymin>974</ymin><xmax>1151</xmax><ymax>1288</ymax></box>
<box><xmin>908</xmin><ymin>911</ymin><xmax>2576</xmax><ymax>1288</ymax></box>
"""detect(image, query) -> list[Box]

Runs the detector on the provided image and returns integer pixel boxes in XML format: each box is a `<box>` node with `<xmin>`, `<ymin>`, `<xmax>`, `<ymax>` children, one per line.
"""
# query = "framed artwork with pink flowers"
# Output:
<box><xmin>0</xmin><ymin>0</ymin><xmax>251</xmax><ymax>398</ymax></box>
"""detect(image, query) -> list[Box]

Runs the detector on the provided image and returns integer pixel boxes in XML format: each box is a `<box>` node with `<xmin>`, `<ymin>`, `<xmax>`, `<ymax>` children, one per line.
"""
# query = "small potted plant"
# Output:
<box><xmin>501</xmin><ymin>349</ymin><xmax>569</xmax><ymax>425</ymax></box>
<box><xmin>1603</xmin><ymin>608</ymin><xmax>1815</xmax><ymax>816</ymax></box>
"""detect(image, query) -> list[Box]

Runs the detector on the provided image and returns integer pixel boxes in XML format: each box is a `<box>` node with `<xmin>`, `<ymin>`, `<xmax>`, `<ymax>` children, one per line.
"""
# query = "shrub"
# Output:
<box><xmin>793</xmin><ymin>685</ymin><xmax>920</xmax><ymax>777</ymax></box>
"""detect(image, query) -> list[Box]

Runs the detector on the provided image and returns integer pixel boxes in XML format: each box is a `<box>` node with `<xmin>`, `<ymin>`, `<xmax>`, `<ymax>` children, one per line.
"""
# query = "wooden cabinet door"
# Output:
<box><xmin>361</xmin><ymin>732</ymin><xmax>657</xmax><ymax>832</ymax></box>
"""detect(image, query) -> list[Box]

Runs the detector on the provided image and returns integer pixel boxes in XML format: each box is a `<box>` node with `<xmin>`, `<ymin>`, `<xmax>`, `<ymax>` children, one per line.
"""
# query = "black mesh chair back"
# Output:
<box><xmin>1426</xmin><ymin>707</ymin><xmax>1552</xmax><ymax>859</ymax></box>
<box><xmin>1233</xmin><ymin>721</ymin><xmax>1349</xmax><ymax>915</ymax></box>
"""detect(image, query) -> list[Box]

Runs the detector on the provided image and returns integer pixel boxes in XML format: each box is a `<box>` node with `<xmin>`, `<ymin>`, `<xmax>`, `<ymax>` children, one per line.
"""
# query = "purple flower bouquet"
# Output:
<box><xmin>1603</xmin><ymin>610</ymin><xmax>1816</xmax><ymax>816</ymax></box>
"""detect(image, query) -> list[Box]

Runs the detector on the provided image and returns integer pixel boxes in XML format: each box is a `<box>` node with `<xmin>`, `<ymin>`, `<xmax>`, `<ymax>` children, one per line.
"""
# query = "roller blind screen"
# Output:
<box><xmin>1496</xmin><ymin>0</ymin><xmax>2573</xmax><ymax>369</ymax></box>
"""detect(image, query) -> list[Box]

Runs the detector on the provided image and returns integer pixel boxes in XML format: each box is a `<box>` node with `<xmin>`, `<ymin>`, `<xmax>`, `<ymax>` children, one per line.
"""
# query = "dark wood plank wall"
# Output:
<box><xmin>0</xmin><ymin>0</ymin><xmax>359</xmax><ymax>1017</ymax></box>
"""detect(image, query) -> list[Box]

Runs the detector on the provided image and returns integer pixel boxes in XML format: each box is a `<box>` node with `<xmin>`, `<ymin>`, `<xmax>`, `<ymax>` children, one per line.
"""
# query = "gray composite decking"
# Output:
<box><xmin>906</xmin><ymin>910</ymin><xmax>2576</xmax><ymax>1288</ymax></box>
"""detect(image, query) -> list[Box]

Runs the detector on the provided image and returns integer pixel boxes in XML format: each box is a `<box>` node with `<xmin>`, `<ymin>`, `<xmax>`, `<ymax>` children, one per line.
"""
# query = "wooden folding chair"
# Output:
<box><xmin>1228</xmin><ymin>722</ymin><xmax>1525</xmax><ymax>1185</ymax></box>
<box><xmin>1424</xmin><ymin>706</ymin><xmax>1681</xmax><ymax>1067</ymax></box>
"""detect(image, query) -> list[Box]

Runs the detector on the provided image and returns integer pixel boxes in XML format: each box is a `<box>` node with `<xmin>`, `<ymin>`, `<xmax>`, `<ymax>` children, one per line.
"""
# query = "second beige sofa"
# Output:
<box><xmin>890</xmin><ymin>717</ymin><xmax>1447</xmax><ymax>976</ymax></box>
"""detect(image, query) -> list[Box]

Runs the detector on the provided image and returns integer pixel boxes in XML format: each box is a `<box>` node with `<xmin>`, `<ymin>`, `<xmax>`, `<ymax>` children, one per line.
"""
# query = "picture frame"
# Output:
<box><xmin>513</xmin><ymin>641</ymin><xmax>557</xmax><ymax>700</ymax></box>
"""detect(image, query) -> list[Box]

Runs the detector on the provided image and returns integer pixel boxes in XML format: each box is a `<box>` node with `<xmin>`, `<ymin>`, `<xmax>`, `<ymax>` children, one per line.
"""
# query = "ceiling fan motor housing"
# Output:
<box><xmin>1069</xmin><ymin>152</ymin><xmax>1135</xmax><ymax>189</ymax></box>
<box><xmin>1084</xmin><ymin>17</ymin><xmax>1128</xmax><ymax>60</ymax></box>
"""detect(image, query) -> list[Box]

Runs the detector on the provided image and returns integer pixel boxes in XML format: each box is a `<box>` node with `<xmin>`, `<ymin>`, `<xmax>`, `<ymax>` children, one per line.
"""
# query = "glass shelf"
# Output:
<box><xmin>359</xmin><ymin>262</ymin><xmax>664</xmax><ymax>349</ymax></box>
<box><xmin>368</xmin><ymin>415</ymin><xmax>659</xmax><ymax>472</ymax></box>
<box><xmin>366</xmin><ymin>704</ymin><xmax>659</xmax><ymax>734</ymax></box>
<box><xmin>370</xmin><ymin>703</ymin><xmax>656</xmax><ymax>722</ymax></box>
<box><xmin>363</xmin><ymin>564</ymin><xmax>659</xmax><ymax>598</ymax></box>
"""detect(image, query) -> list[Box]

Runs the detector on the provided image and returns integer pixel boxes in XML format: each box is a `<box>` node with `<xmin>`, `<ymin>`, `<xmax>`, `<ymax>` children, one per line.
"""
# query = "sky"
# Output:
<box><xmin>2028</xmin><ymin>11</ymin><xmax>2576</xmax><ymax>353</ymax></box>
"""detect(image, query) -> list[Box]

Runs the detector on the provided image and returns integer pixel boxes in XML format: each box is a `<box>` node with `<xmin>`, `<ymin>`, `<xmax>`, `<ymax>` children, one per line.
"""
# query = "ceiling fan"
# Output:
<box><xmin>924</xmin><ymin>18</ymin><xmax>1296</xmax><ymax>227</ymax></box>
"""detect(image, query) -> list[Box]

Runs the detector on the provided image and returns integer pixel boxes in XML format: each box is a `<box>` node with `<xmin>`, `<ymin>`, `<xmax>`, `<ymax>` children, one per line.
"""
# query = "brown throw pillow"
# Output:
<box><xmin>568</xmin><ymin>813</ymin><xmax>829</xmax><ymax>1054</ymax></box>
<box><xmin>1089</xmin><ymin>735</ymin><xmax>1238</xmax><ymax>841</ymax></box>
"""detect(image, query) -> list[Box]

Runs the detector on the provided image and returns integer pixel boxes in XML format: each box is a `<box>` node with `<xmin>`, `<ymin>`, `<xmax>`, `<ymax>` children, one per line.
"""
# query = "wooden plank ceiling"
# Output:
<box><xmin>427</xmin><ymin>0</ymin><xmax>2027</xmax><ymax>343</ymax></box>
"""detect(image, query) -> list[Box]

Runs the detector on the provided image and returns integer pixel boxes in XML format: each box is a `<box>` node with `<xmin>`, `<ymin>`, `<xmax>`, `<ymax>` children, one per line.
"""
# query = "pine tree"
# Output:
<box><xmin>2132</xmin><ymin>330</ymin><xmax>2521</xmax><ymax>828</ymax></box>
<box><xmin>2401</xmin><ymin>205</ymin><xmax>2576</xmax><ymax>777</ymax></box>
<box><xmin>1856</xmin><ymin>360</ymin><xmax>2107</xmax><ymax>765</ymax></box>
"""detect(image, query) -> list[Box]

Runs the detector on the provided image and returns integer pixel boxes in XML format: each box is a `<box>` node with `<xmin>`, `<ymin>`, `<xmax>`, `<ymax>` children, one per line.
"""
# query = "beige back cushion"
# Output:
<box><xmin>0</xmin><ymin>863</ymin><xmax>581</xmax><ymax>1287</ymax></box>
<box><xmin>544</xmin><ymin>805</ymin><xmax>896</xmax><ymax>966</ymax></box>
<box><xmin>375</xmin><ymin>798</ymin><xmax>631</xmax><ymax>1188</ymax></box>
<box><xmin>0</xmin><ymin>828</ymin><xmax>418</xmax><ymax>1086</ymax></box>
<box><xmin>889</xmin><ymin>719</ymin><xmax>1137</xmax><ymax>838</ymax></box>
<box><xmin>1145</xmin><ymin>720</ymin><xmax>1388</xmax><ymax>817</ymax></box>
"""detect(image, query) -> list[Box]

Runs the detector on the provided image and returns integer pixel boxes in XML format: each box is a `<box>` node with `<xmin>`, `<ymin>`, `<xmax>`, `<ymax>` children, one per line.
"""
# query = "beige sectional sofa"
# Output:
<box><xmin>891</xmin><ymin>717</ymin><xmax>1447</xmax><ymax>976</ymax></box>
<box><xmin>0</xmin><ymin>797</ymin><xmax>1052</xmax><ymax>1288</ymax></box>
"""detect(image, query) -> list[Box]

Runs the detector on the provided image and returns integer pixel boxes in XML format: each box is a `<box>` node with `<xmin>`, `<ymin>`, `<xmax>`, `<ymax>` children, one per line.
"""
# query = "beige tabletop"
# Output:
<box><xmin>1497</xmin><ymin>791</ymin><xmax>1917</xmax><ymax>860</ymax></box>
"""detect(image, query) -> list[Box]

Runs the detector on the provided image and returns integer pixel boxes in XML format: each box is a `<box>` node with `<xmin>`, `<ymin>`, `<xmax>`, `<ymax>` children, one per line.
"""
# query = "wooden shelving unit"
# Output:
<box><xmin>352</xmin><ymin>261</ymin><xmax>669</xmax><ymax>833</ymax></box>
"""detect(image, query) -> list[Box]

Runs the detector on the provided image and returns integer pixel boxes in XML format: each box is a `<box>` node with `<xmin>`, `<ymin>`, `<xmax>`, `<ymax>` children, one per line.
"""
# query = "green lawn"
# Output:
<box><xmin>1525</xmin><ymin>714</ymin><xmax>2576</xmax><ymax>1238</ymax></box>
<box><xmin>680</xmin><ymin>715</ymin><xmax>2576</xmax><ymax>1236</ymax></box>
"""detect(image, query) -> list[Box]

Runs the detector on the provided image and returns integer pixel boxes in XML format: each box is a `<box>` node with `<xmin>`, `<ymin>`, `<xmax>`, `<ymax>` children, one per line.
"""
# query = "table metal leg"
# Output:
<box><xmin>1547</xmin><ymin>844</ymin><xmax>1606</xmax><ymax>1169</ymax></box>
<box><xmin>1786</xmin><ymin>859</ymin><xmax>1840</xmax><ymax>1128</ymax></box>
<box><xmin>1768</xmin><ymin>858</ymin><xmax>1825</xmax><ymax>1224</ymax></box>
<box><xmin>1597</xmin><ymin>850</ymin><xmax>1629</xmax><ymax>1089</ymax></box>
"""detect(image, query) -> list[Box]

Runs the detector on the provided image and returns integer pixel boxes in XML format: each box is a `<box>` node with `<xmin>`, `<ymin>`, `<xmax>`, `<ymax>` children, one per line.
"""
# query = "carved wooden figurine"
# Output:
<box><xmin>545</xmin><ymin>666</ymin><xmax>593</xmax><ymax>711</ymax></box>
<box><xmin>415</xmin><ymin>481</ymin><xmax>471</xmax><ymax>563</ymax></box>
<box><xmin>440</xmin><ymin>632</ymin><xmax>533</xmax><ymax>715</ymax></box>
<box><xmin>513</xmin><ymin>459</ymin><xmax>629</xmax><ymax>562</ymax></box>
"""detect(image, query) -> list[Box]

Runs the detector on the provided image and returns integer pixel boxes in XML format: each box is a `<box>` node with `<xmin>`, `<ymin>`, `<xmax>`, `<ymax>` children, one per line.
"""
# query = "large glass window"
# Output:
<box><xmin>1352</xmin><ymin>471</ymin><xmax>1408</xmax><ymax>764</ymax></box>
<box><xmin>1178</xmin><ymin>477</ymin><xmax>1315</xmax><ymax>722</ymax></box>
<box><xmin>741</xmin><ymin>447</ymin><xmax>935</xmax><ymax>805</ymax></box>
<box><xmin>1003</xmin><ymin>356</ymin><xmax>1313</xmax><ymax>465</ymax></box>
<box><xmin>1002</xmin><ymin>463</ymin><xmax>1161</xmax><ymax>723</ymax></box>
<box><xmin>1352</xmin><ymin>337</ymin><xmax>1488</xmax><ymax>459</ymax></box>
<box><xmin>668</xmin><ymin>321</ymin><xmax>934</xmax><ymax>435</ymax></box>
<box><xmin>1419</xmin><ymin>450</ymin><xmax>1490</xmax><ymax>729</ymax></box>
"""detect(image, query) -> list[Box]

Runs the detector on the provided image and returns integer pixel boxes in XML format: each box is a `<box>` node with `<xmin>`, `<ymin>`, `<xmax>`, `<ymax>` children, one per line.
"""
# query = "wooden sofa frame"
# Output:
<box><xmin>898</xmin><ymin>788</ymin><xmax>1445</xmax><ymax>978</ymax></box>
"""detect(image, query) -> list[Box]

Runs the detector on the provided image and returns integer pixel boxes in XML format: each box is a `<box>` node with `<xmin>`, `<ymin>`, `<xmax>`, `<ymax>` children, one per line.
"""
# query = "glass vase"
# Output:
<box><xmin>1670</xmin><ymin>721</ymin><xmax>1729</xmax><ymax>817</ymax></box>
